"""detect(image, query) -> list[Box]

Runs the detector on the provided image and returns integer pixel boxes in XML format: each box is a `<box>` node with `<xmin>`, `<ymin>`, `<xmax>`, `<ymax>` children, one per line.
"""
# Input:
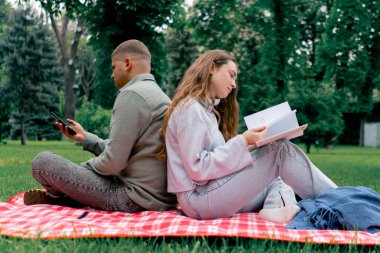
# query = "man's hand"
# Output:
<box><xmin>242</xmin><ymin>126</ymin><xmax>268</xmax><ymax>146</ymax></box>
<box><xmin>56</xmin><ymin>119</ymin><xmax>86</xmax><ymax>143</ymax></box>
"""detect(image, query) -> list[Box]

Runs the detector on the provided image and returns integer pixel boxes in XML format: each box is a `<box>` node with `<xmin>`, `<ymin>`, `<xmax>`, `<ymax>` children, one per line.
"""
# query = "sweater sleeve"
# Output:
<box><xmin>173</xmin><ymin>105</ymin><xmax>253</xmax><ymax>182</ymax></box>
<box><xmin>85</xmin><ymin>91</ymin><xmax>151</xmax><ymax>175</ymax></box>
<box><xmin>82</xmin><ymin>132</ymin><xmax>108</xmax><ymax>156</ymax></box>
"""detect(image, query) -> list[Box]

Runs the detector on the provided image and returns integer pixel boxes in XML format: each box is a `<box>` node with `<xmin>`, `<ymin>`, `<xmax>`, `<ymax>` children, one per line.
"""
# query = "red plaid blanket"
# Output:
<box><xmin>0</xmin><ymin>192</ymin><xmax>379</xmax><ymax>245</ymax></box>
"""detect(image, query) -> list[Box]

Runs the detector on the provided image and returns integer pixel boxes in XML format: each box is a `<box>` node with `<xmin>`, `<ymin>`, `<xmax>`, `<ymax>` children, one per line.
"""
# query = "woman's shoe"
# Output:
<box><xmin>259</xmin><ymin>204</ymin><xmax>300</xmax><ymax>224</ymax></box>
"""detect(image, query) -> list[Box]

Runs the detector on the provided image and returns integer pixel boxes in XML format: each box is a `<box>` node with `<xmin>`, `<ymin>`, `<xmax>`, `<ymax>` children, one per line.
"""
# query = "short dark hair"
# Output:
<box><xmin>112</xmin><ymin>39</ymin><xmax>151</xmax><ymax>63</ymax></box>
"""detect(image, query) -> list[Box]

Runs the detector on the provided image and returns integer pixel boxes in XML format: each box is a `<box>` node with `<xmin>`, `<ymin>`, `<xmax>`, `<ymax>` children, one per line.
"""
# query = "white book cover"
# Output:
<box><xmin>244</xmin><ymin>102</ymin><xmax>308</xmax><ymax>147</ymax></box>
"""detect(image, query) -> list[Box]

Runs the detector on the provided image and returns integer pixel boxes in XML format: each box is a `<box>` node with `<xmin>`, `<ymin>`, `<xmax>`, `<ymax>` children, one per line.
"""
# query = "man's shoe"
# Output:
<box><xmin>24</xmin><ymin>189</ymin><xmax>58</xmax><ymax>205</ymax></box>
<box><xmin>23</xmin><ymin>189</ymin><xmax>82</xmax><ymax>208</ymax></box>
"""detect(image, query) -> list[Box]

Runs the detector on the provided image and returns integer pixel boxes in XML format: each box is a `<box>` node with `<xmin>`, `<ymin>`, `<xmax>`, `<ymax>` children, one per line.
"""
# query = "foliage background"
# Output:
<box><xmin>0</xmin><ymin>0</ymin><xmax>379</xmax><ymax>150</ymax></box>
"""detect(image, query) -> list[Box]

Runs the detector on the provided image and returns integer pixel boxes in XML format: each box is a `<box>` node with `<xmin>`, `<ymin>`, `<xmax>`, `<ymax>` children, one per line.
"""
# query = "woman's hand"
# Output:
<box><xmin>242</xmin><ymin>126</ymin><xmax>268</xmax><ymax>146</ymax></box>
<box><xmin>56</xmin><ymin>119</ymin><xmax>86</xmax><ymax>143</ymax></box>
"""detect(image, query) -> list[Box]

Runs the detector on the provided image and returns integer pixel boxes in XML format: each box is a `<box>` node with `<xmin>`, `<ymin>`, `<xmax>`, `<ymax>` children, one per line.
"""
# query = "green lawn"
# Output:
<box><xmin>0</xmin><ymin>141</ymin><xmax>379</xmax><ymax>252</ymax></box>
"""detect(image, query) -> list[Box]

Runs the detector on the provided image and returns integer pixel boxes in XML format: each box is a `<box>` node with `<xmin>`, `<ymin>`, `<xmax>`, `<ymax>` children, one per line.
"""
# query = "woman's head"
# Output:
<box><xmin>210</xmin><ymin>57</ymin><xmax>238</xmax><ymax>99</ymax></box>
<box><xmin>158</xmin><ymin>49</ymin><xmax>239</xmax><ymax>159</ymax></box>
<box><xmin>175</xmin><ymin>49</ymin><xmax>237</xmax><ymax>102</ymax></box>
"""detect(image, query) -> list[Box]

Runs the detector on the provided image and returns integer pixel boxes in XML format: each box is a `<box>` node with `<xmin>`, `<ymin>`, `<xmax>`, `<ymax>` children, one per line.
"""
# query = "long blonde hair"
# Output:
<box><xmin>158</xmin><ymin>49</ymin><xmax>239</xmax><ymax>159</ymax></box>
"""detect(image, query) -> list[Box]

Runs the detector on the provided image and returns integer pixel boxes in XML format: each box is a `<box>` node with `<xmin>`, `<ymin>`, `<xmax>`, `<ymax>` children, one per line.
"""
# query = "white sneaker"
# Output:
<box><xmin>259</xmin><ymin>204</ymin><xmax>300</xmax><ymax>224</ymax></box>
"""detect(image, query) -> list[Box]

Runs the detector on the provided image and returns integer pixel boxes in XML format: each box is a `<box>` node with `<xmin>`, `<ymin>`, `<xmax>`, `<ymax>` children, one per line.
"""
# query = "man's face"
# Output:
<box><xmin>111</xmin><ymin>55</ymin><xmax>128</xmax><ymax>89</ymax></box>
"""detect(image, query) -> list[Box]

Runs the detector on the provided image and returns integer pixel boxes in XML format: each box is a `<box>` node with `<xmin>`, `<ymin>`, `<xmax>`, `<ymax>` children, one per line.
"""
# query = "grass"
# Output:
<box><xmin>0</xmin><ymin>140</ymin><xmax>379</xmax><ymax>252</ymax></box>
<box><xmin>0</xmin><ymin>141</ymin><xmax>93</xmax><ymax>201</ymax></box>
<box><xmin>303</xmin><ymin>144</ymin><xmax>380</xmax><ymax>191</ymax></box>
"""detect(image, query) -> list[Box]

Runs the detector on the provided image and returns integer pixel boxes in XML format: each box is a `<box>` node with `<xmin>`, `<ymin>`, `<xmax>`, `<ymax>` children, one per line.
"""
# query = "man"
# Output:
<box><xmin>24</xmin><ymin>39</ymin><xmax>176</xmax><ymax>212</ymax></box>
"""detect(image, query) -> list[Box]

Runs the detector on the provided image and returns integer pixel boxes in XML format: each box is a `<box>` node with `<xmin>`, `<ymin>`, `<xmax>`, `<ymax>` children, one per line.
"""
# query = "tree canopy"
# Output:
<box><xmin>1</xmin><ymin>4</ymin><xmax>62</xmax><ymax>144</ymax></box>
<box><xmin>1</xmin><ymin>0</ymin><xmax>379</xmax><ymax>147</ymax></box>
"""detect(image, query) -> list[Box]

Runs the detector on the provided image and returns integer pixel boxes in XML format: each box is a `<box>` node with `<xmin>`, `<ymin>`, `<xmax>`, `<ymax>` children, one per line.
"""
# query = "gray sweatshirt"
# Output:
<box><xmin>166</xmin><ymin>99</ymin><xmax>254</xmax><ymax>193</ymax></box>
<box><xmin>83</xmin><ymin>74</ymin><xmax>176</xmax><ymax>211</ymax></box>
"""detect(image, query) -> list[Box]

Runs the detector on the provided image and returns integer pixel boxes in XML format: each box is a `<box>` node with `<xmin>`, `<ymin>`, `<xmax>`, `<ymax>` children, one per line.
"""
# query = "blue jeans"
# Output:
<box><xmin>31</xmin><ymin>152</ymin><xmax>144</xmax><ymax>212</ymax></box>
<box><xmin>177</xmin><ymin>139</ymin><xmax>337</xmax><ymax>220</ymax></box>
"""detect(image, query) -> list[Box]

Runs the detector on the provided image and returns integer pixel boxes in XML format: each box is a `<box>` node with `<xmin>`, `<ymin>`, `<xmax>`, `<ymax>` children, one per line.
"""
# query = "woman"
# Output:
<box><xmin>159</xmin><ymin>50</ymin><xmax>337</xmax><ymax>221</ymax></box>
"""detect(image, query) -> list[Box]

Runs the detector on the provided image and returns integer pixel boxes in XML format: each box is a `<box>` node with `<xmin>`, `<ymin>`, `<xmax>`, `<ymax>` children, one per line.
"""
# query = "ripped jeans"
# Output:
<box><xmin>177</xmin><ymin>139</ymin><xmax>337</xmax><ymax>220</ymax></box>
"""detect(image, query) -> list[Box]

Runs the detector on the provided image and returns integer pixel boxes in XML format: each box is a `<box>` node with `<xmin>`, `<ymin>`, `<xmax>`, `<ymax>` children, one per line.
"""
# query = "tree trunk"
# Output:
<box><xmin>64</xmin><ymin>63</ymin><xmax>77</xmax><ymax>119</ymax></box>
<box><xmin>359</xmin><ymin>115</ymin><xmax>367</xmax><ymax>146</ymax></box>
<box><xmin>20</xmin><ymin>118</ymin><xmax>26</xmax><ymax>145</ymax></box>
<box><xmin>273</xmin><ymin>0</ymin><xmax>286</xmax><ymax>97</ymax></box>
<box><xmin>48</xmin><ymin>13</ymin><xmax>84</xmax><ymax>119</ymax></box>
<box><xmin>306</xmin><ymin>143</ymin><xmax>311</xmax><ymax>154</ymax></box>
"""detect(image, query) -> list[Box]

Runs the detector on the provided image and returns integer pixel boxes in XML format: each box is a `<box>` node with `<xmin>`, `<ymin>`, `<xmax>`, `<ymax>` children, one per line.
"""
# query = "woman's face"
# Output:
<box><xmin>210</xmin><ymin>60</ymin><xmax>237</xmax><ymax>99</ymax></box>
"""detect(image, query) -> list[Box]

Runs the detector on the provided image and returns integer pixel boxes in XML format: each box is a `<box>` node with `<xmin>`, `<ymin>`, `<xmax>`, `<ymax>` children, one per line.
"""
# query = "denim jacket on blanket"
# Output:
<box><xmin>286</xmin><ymin>186</ymin><xmax>380</xmax><ymax>233</ymax></box>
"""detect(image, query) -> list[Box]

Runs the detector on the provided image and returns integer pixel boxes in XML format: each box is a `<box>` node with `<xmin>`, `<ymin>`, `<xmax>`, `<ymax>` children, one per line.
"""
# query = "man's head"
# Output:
<box><xmin>111</xmin><ymin>39</ymin><xmax>151</xmax><ymax>89</ymax></box>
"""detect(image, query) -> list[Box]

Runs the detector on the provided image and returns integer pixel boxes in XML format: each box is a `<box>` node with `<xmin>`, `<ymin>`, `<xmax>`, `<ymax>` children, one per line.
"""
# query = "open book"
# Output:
<box><xmin>243</xmin><ymin>102</ymin><xmax>308</xmax><ymax>147</ymax></box>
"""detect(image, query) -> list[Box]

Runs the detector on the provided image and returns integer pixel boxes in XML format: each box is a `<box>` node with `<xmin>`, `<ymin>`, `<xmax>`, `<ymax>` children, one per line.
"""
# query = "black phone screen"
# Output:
<box><xmin>50</xmin><ymin>112</ymin><xmax>77</xmax><ymax>135</ymax></box>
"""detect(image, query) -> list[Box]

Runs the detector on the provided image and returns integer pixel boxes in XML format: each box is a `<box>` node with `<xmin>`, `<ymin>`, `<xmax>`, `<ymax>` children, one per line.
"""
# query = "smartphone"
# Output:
<box><xmin>50</xmin><ymin>111</ymin><xmax>77</xmax><ymax>135</ymax></box>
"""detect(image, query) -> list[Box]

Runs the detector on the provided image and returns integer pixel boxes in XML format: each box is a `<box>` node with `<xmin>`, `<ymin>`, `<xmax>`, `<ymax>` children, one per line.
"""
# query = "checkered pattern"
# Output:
<box><xmin>0</xmin><ymin>192</ymin><xmax>379</xmax><ymax>245</ymax></box>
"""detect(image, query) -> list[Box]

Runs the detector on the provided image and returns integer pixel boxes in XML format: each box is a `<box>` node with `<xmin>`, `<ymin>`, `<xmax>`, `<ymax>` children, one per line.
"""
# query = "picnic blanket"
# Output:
<box><xmin>0</xmin><ymin>192</ymin><xmax>379</xmax><ymax>245</ymax></box>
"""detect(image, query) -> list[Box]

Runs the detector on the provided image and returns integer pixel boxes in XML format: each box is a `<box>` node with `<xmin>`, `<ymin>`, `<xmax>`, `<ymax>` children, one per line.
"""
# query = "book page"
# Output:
<box><xmin>266</xmin><ymin>110</ymin><xmax>299</xmax><ymax>137</ymax></box>
<box><xmin>256</xmin><ymin>124</ymin><xmax>308</xmax><ymax>147</ymax></box>
<box><xmin>244</xmin><ymin>102</ymin><xmax>291</xmax><ymax>129</ymax></box>
<box><xmin>244</xmin><ymin>101</ymin><xmax>308</xmax><ymax>147</ymax></box>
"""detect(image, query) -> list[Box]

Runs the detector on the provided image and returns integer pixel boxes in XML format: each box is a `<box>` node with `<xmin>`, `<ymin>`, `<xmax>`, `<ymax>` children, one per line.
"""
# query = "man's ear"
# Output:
<box><xmin>124</xmin><ymin>57</ymin><xmax>132</xmax><ymax>70</ymax></box>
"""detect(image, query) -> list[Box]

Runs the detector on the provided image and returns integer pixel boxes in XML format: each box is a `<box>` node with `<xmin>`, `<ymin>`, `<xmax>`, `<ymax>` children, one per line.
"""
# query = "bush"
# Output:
<box><xmin>75</xmin><ymin>99</ymin><xmax>111</xmax><ymax>139</ymax></box>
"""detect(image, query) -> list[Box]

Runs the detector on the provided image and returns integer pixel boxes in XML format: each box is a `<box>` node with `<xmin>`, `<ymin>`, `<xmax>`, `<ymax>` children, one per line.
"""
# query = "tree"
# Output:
<box><xmin>188</xmin><ymin>0</ymin><xmax>253</xmax><ymax>130</ymax></box>
<box><xmin>242</xmin><ymin>0</ymin><xmax>302</xmax><ymax>112</ymax></box>
<box><xmin>1</xmin><ymin>5</ymin><xmax>62</xmax><ymax>144</ymax></box>
<box><xmin>189</xmin><ymin>0</ymin><xmax>238</xmax><ymax>52</ymax></box>
<box><xmin>187</xmin><ymin>0</ymin><xmax>348</xmax><ymax>149</ymax></box>
<box><xmin>164</xmin><ymin>8</ymin><xmax>197</xmax><ymax>98</ymax></box>
<box><xmin>75</xmin><ymin>98</ymin><xmax>111</xmax><ymax>140</ymax></box>
<box><xmin>282</xmin><ymin>0</ymin><xmax>345</xmax><ymax>152</ymax></box>
<box><xmin>0</xmin><ymin>0</ymin><xmax>12</xmax><ymax>142</ymax></box>
<box><xmin>0</xmin><ymin>84</ymin><xmax>11</xmax><ymax>142</ymax></box>
<box><xmin>76</xmin><ymin>43</ymin><xmax>96</xmax><ymax>103</ymax></box>
<box><xmin>232</xmin><ymin>0</ymin><xmax>302</xmax><ymax>130</ymax></box>
<box><xmin>288</xmin><ymin>81</ymin><xmax>345</xmax><ymax>153</ymax></box>
<box><xmin>82</xmin><ymin>0</ymin><xmax>184</xmax><ymax>108</ymax></box>
<box><xmin>29</xmin><ymin>0</ymin><xmax>182</xmax><ymax>109</ymax></box>
<box><xmin>317</xmin><ymin>0</ymin><xmax>379</xmax><ymax>145</ymax></box>
<box><xmin>37</xmin><ymin>0</ymin><xmax>85</xmax><ymax>119</ymax></box>
<box><xmin>362</xmin><ymin>0</ymin><xmax>380</xmax><ymax>143</ymax></box>
<box><xmin>188</xmin><ymin>0</ymin><xmax>302</xmax><ymax>118</ymax></box>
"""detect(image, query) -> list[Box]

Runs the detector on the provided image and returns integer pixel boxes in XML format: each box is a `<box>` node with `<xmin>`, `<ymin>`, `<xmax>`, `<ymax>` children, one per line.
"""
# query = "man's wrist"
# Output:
<box><xmin>77</xmin><ymin>132</ymin><xmax>86</xmax><ymax>143</ymax></box>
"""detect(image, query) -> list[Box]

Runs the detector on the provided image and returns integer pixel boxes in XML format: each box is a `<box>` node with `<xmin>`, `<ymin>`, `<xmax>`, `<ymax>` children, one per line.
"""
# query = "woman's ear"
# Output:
<box><xmin>210</xmin><ymin>62</ymin><xmax>217</xmax><ymax>75</ymax></box>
